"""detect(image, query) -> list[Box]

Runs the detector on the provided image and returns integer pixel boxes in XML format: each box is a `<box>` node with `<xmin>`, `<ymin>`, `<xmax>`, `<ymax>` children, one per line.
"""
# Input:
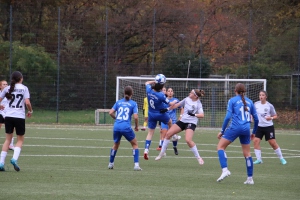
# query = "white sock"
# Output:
<box><xmin>13</xmin><ymin>147</ymin><xmax>21</xmax><ymax>160</ymax></box>
<box><xmin>0</xmin><ymin>151</ymin><xmax>8</xmax><ymax>164</ymax></box>
<box><xmin>254</xmin><ymin>149</ymin><xmax>262</xmax><ymax>160</ymax></box>
<box><xmin>274</xmin><ymin>147</ymin><xmax>283</xmax><ymax>159</ymax></box>
<box><xmin>190</xmin><ymin>145</ymin><xmax>200</xmax><ymax>158</ymax></box>
<box><xmin>222</xmin><ymin>167</ymin><xmax>228</xmax><ymax>172</ymax></box>
<box><xmin>10</xmin><ymin>137</ymin><xmax>14</xmax><ymax>146</ymax></box>
<box><xmin>161</xmin><ymin>139</ymin><xmax>170</xmax><ymax>153</ymax></box>
<box><xmin>134</xmin><ymin>162</ymin><xmax>139</xmax><ymax>167</ymax></box>
<box><xmin>159</xmin><ymin>140</ymin><xmax>162</xmax><ymax>146</ymax></box>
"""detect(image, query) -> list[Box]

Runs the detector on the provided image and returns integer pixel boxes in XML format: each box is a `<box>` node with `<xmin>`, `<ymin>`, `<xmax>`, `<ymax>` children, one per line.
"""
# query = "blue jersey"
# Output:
<box><xmin>221</xmin><ymin>95</ymin><xmax>258</xmax><ymax>134</ymax></box>
<box><xmin>112</xmin><ymin>98</ymin><xmax>138</xmax><ymax>131</ymax></box>
<box><xmin>146</xmin><ymin>84</ymin><xmax>170</xmax><ymax>113</ymax></box>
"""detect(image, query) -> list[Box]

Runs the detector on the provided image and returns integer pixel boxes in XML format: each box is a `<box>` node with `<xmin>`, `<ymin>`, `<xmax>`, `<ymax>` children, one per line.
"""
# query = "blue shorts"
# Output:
<box><xmin>148</xmin><ymin>112</ymin><xmax>170</xmax><ymax>129</ymax></box>
<box><xmin>113</xmin><ymin>127</ymin><xmax>135</xmax><ymax>143</ymax></box>
<box><xmin>222</xmin><ymin>125</ymin><xmax>251</xmax><ymax>145</ymax></box>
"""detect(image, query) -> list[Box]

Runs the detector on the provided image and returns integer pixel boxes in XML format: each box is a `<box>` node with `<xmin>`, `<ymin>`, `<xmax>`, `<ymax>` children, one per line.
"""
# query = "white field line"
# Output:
<box><xmin>19</xmin><ymin>154</ymin><xmax>300</xmax><ymax>159</ymax></box>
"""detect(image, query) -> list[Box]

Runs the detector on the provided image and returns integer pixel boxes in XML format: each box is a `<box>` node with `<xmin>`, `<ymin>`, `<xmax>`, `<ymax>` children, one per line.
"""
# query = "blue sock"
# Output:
<box><xmin>218</xmin><ymin>150</ymin><xmax>227</xmax><ymax>168</ymax></box>
<box><xmin>245</xmin><ymin>157</ymin><xmax>253</xmax><ymax>177</ymax></box>
<box><xmin>133</xmin><ymin>149</ymin><xmax>139</xmax><ymax>163</ymax></box>
<box><xmin>172</xmin><ymin>140</ymin><xmax>177</xmax><ymax>147</ymax></box>
<box><xmin>145</xmin><ymin>140</ymin><xmax>151</xmax><ymax>149</ymax></box>
<box><xmin>109</xmin><ymin>149</ymin><xmax>117</xmax><ymax>163</ymax></box>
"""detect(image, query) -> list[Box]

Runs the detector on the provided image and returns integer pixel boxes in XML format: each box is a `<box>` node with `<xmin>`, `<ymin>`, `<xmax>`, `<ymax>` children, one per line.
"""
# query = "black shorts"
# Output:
<box><xmin>175</xmin><ymin>121</ymin><xmax>196</xmax><ymax>131</ymax></box>
<box><xmin>255</xmin><ymin>125</ymin><xmax>275</xmax><ymax>141</ymax></box>
<box><xmin>0</xmin><ymin>114</ymin><xmax>4</xmax><ymax>123</ymax></box>
<box><xmin>5</xmin><ymin>117</ymin><xmax>25</xmax><ymax>136</ymax></box>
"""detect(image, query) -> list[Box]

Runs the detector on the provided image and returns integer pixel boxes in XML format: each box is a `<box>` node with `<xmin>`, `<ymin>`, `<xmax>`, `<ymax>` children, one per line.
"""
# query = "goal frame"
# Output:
<box><xmin>114</xmin><ymin>76</ymin><xmax>266</xmax><ymax>128</ymax></box>
<box><xmin>116</xmin><ymin>77</ymin><xmax>266</xmax><ymax>101</ymax></box>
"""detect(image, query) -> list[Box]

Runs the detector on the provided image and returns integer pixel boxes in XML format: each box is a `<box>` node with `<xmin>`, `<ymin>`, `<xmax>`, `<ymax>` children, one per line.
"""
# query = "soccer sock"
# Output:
<box><xmin>161</xmin><ymin>139</ymin><xmax>170</xmax><ymax>153</ymax></box>
<box><xmin>12</xmin><ymin>147</ymin><xmax>21</xmax><ymax>160</ymax></box>
<box><xmin>0</xmin><ymin>151</ymin><xmax>7</xmax><ymax>164</ymax></box>
<box><xmin>10</xmin><ymin>137</ymin><xmax>14</xmax><ymax>146</ymax></box>
<box><xmin>217</xmin><ymin>150</ymin><xmax>227</xmax><ymax>169</ymax></box>
<box><xmin>145</xmin><ymin>140</ymin><xmax>151</xmax><ymax>150</ymax></box>
<box><xmin>143</xmin><ymin>121</ymin><xmax>147</xmax><ymax>127</ymax></box>
<box><xmin>254</xmin><ymin>149</ymin><xmax>262</xmax><ymax>160</ymax></box>
<box><xmin>109</xmin><ymin>149</ymin><xmax>117</xmax><ymax>163</ymax></box>
<box><xmin>274</xmin><ymin>147</ymin><xmax>283</xmax><ymax>159</ymax></box>
<box><xmin>190</xmin><ymin>145</ymin><xmax>200</xmax><ymax>158</ymax></box>
<box><xmin>245</xmin><ymin>156</ymin><xmax>253</xmax><ymax>177</ymax></box>
<box><xmin>172</xmin><ymin>140</ymin><xmax>178</xmax><ymax>147</ymax></box>
<box><xmin>159</xmin><ymin>140</ymin><xmax>162</xmax><ymax>147</ymax></box>
<box><xmin>133</xmin><ymin>149</ymin><xmax>139</xmax><ymax>163</ymax></box>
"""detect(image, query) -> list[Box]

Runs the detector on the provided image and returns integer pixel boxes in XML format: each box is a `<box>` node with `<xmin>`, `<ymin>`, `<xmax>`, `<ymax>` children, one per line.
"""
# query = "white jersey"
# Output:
<box><xmin>0</xmin><ymin>84</ymin><xmax>30</xmax><ymax>119</ymax></box>
<box><xmin>0</xmin><ymin>96</ymin><xmax>9</xmax><ymax>118</ymax></box>
<box><xmin>254</xmin><ymin>101</ymin><xmax>276</xmax><ymax>127</ymax></box>
<box><xmin>178</xmin><ymin>97</ymin><xmax>204</xmax><ymax>125</ymax></box>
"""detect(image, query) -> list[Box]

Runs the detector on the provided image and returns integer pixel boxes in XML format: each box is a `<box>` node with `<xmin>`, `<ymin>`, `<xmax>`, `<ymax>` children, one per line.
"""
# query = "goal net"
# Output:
<box><xmin>111</xmin><ymin>76</ymin><xmax>266</xmax><ymax>128</ymax></box>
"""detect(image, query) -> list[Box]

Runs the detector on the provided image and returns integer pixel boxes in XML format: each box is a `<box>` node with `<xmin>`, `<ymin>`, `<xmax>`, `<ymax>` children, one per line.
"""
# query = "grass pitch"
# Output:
<box><xmin>0</xmin><ymin>125</ymin><xmax>299</xmax><ymax>200</ymax></box>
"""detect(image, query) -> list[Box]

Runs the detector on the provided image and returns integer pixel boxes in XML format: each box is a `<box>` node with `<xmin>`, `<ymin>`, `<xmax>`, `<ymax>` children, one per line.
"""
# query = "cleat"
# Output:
<box><xmin>155</xmin><ymin>152</ymin><xmax>165</xmax><ymax>161</ymax></box>
<box><xmin>197</xmin><ymin>157</ymin><xmax>204</xmax><ymax>165</ymax></box>
<box><xmin>253</xmin><ymin>160</ymin><xmax>263</xmax><ymax>164</ymax></box>
<box><xmin>156</xmin><ymin>147</ymin><xmax>161</xmax><ymax>151</ymax></box>
<box><xmin>134</xmin><ymin>166</ymin><xmax>142</xmax><ymax>171</ymax></box>
<box><xmin>244</xmin><ymin>178</ymin><xmax>254</xmax><ymax>185</ymax></box>
<box><xmin>141</xmin><ymin>127</ymin><xmax>146</xmax><ymax>131</ymax></box>
<box><xmin>10</xmin><ymin>158</ymin><xmax>20</xmax><ymax>172</ymax></box>
<box><xmin>9</xmin><ymin>145</ymin><xmax>15</xmax><ymax>151</ymax></box>
<box><xmin>144</xmin><ymin>152</ymin><xmax>149</xmax><ymax>160</ymax></box>
<box><xmin>217</xmin><ymin>170</ymin><xmax>231</xmax><ymax>182</ymax></box>
<box><xmin>280</xmin><ymin>158</ymin><xmax>287</xmax><ymax>165</ymax></box>
<box><xmin>173</xmin><ymin>147</ymin><xmax>178</xmax><ymax>155</ymax></box>
<box><xmin>0</xmin><ymin>163</ymin><xmax>5</xmax><ymax>171</ymax></box>
<box><xmin>108</xmin><ymin>163</ymin><xmax>114</xmax><ymax>169</ymax></box>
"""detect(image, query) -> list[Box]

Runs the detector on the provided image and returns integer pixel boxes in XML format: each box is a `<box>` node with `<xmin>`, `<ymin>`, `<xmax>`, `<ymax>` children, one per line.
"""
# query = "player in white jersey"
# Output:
<box><xmin>253</xmin><ymin>90</ymin><xmax>287</xmax><ymax>165</ymax></box>
<box><xmin>0</xmin><ymin>71</ymin><xmax>33</xmax><ymax>172</ymax></box>
<box><xmin>0</xmin><ymin>80</ymin><xmax>15</xmax><ymax>150</ymax></box>
<box><xmin>155</xmin><ymin>89</ymin><xmax>205</xmax><ymax>166</ymax></box>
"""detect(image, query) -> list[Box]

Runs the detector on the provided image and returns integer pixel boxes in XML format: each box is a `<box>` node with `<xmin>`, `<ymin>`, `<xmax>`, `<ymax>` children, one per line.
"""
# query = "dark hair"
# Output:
<box><xmin>260</xmin><ymin>90</ymin><xmax>268</xmax><ymax>97</ymax></box>
<box><xmin>194</xmin><ymin>89</ymin><xmax>205</xmax><ymax>98</ymax></box>
<box><xmin>5</xmin><ymin>71</ymin><xmax>23</xmax><ymax>100</ymax></box>
<box><xmin>235</xmin><ymin>83</ymin><xmax>248</xmax><ymax>111</ymax></box>
<box><xmin>124</xmin><ymin>86</ymin><xmax>133</xmax><ymax>100</ymax></box>
<box><xmin>152</xmin><ymin>83</ymin><xmax>164</xmax><ymax>92</ymax></box>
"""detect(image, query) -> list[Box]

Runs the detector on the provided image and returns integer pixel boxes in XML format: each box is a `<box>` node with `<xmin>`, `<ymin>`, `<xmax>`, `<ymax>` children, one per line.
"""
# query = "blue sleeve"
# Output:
<box><xmin>221</xmin><ymin>111</ymin><xmax>231</xmax><ymax>134</ymax></box>
<box><xmin>251</xmin><ymin>104</ymin><xmax>259</xmax><ymax>134</ymax></box>
<box><xmin>133</xmin><ymin>102</ymin><xmax>138</xmax><ymax>114</ymax></box>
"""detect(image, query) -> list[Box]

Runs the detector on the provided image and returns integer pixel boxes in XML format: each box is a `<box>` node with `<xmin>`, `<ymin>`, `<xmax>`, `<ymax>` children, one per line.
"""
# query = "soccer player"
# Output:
<box><xmin>253</xmin><ymin>90</ymin><xmax>287</xmax><ymax>165</ymax></box>
<box><xmin>155</xmin><ymin>89</ymin><xmax>205</xmax><ymax>165</ymax></box>
<box><xmin>141</xmin><ymin>96</ymin><xmax>148</xmax><ymax>131</ymax></box>
<box><xmin>159</xmin><ymin>87</ymin><xmax>183</xmax><ymax>155</ymax></box>
<box><xmin>143</xmin><ymin>80</ymin><xmax>176</xmax><ymax>160</ymax></box>
<box><xmin>216</xmin><ymin>83</ymin><xmax>258</xmax><ymax>184</ymax></box>
<box><xmin>0</xmin><ymin>80</ymin><xmax>15</xmax><ymax>150</ymax></box>
<box><xmin>0</xmin><ymin>71</ymin><xmax>33</xmax><ymax>172</ymax></box>
<box><xmin>107</xmin><ymin>86</ymin><xmax>142</xmax><ymax>171</ymax></box>
<box><xmin>156</xmin><ymin>86</ymin><xmax>167</xmax><ymax>150</ymax></box>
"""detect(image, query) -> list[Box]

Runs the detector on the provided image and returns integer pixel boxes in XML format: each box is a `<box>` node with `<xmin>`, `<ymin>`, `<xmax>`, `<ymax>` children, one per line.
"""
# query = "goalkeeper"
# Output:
<box><xmin>141</xmin><ymin>96</ymin><xmax>148</xmax><ymax>131</ymax></box>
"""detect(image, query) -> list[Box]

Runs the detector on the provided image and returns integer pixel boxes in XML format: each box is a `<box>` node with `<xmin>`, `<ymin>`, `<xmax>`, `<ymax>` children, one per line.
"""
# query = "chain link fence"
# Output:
<box><xmin>0</xmin><ymin>1</ymin><xmax>299</xmax><ymax>128</ymax></box>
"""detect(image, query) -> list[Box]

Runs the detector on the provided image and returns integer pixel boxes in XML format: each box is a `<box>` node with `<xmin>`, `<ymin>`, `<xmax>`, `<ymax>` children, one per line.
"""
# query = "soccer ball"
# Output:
<box><xmin>155</xmin><ymin>74</ymin><xmax>166</xmax><ymax>84</ymax></box>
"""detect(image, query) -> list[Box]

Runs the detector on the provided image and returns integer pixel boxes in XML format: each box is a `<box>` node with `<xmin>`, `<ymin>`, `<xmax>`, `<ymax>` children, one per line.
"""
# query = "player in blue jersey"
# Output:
<box><xmin>160</xmin><ymin>87</ymin><xmax>183</xmax><ymax>155</ymax></box>
<box><xmin>143</xmin><ymin>80</ymin><xmax>177</xmax><ymax>160</ymax></box>
<box><xmin>107</xmin><ymin>86</ymin><xmax>141</xmax><ymax>171</ymax></box>
<box><xmin>216</xmin><ymin>83</ymin><xmax>259</xmax><ymax>184</ymax></box>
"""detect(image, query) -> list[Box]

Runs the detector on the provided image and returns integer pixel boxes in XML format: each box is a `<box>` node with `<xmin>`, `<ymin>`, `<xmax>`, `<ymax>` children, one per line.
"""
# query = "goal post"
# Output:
<box><xmin>114</xmin><ymin>76</ymin><xmax>266</xmax><ymax>128</ymax></box>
